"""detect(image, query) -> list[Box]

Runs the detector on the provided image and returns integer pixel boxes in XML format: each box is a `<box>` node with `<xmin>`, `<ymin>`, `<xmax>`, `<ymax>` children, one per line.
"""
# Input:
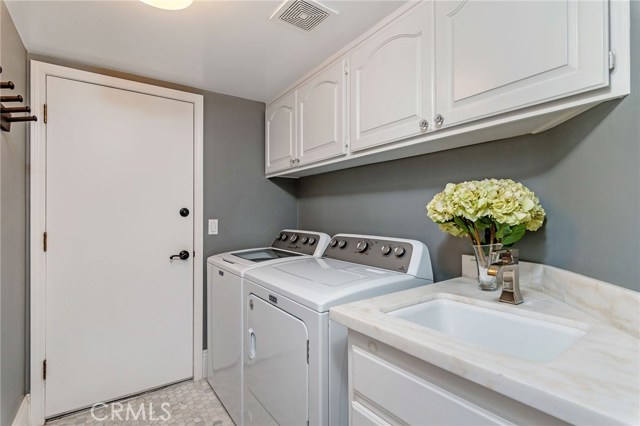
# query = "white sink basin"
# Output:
<box><xmin>388</xmin><ymin>298</ymin><xmax>586</xmax><ymax>362</ymax></box>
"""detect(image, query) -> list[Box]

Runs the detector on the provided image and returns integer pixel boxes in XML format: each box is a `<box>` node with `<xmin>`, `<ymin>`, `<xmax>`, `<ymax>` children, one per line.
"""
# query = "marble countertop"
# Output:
<box><xmin>330</xmin><ymin>277</ymin><xmax>640</xmax><ymax>425</ymax></box>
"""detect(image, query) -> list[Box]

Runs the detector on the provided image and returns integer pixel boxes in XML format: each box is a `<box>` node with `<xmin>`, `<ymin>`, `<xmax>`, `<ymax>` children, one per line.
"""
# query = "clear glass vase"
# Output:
<box><xmin>472</xmin><ymin>243</ymin><xmax>503</xmax><ymax>291</ymax></box>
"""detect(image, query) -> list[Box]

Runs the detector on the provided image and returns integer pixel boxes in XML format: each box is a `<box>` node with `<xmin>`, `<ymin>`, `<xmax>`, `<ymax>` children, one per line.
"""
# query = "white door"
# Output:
<box><xmin>297</xmin><ymin>58</ymin><xmax>347</xmax><ymax>165</ymax></box>
<box><xmin>45</xmin><ymin>76</ymin><xmax>194</xmax><ymax>417</ymax></box>
<box><xmin>245</xmin><ymin>294</ymin><xmax>308</xmax><ymax>426</ymax></box>
<box><xmin>434</xmin><ymin>0</ymin><xmax>609</xmax><ymax>128</ymax></box>
<box><xmin>265</xmin><ymin>91</ymin><xmax>297</xmax><ymax>174</ymax></box>
<box><xmin>350</xmin><ymin>1</ymin><xmax>433</xmax><ymax>152</ymax></box>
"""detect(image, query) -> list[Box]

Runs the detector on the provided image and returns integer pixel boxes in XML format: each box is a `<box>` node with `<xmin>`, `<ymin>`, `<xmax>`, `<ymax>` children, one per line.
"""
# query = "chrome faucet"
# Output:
<box><xmin>487</xmin><ymin>249</ymin><xmax>523</xmax><ymax>305</ymax></box>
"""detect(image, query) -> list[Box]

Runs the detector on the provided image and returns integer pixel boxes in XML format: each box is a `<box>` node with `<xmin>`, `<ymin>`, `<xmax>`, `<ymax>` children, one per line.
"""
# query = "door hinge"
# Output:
<box><xmin>608</xmin><ymin>51</ymin><xmax>616</xmax><ymax>71</ymax></box>
<box><xmin>344</xmin><ymin>63</ymin><xmax>349</xmax><ymax>75</ymax></box>
<box><xmin>43</xmin><ymin>232</ymin><xmax>47</xmax><ymax>252</ymax></box>
<box><xmin>306</xmin><ymin>340</ymin><xmax>309</xmax><ymax>364</ymax></box>
<box><xmin>42</xmin><ymin>360</ymin><xmax>47</xmax><ymax>381</ymax></box>
<box><xmin>44</xmin><ymin>104</ymin><xmax>48</xmax><ymax>124</ymax></box>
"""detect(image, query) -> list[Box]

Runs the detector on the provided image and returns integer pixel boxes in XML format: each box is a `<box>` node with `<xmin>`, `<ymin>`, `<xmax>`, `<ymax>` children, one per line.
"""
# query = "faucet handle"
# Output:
<box><xmin>497</xmin><ymin>248</ymin><xmax>519</xmax><ymax>265</ymax></box>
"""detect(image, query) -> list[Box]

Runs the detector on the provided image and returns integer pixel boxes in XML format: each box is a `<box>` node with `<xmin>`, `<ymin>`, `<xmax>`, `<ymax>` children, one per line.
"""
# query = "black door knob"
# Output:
<box><xmin>170</xmin><ymin>250</ymin><xmax>190</xmax><ymax>260</ymax></box>
<box><xmin>179</xmin><ymin>208</ymin><xmax>190</xmax><ymax>217</ymax></box>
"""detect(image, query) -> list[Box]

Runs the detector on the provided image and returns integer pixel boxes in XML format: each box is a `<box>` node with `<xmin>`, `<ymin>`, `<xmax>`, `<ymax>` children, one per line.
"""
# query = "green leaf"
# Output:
<box><xmin>495</xmin><ymin>223</ymin><xmax>511</xmax><ymax>240</ymax></box>
<box><xmin>475</xmin><ymin>217</ymin><xmax>491</xmax><ymax>230</ymax></box>
<box><xmin>453</xmin><ymin>216</ymin><xmax>470</xmax><ymax>235</ymax></box>
<box><xmin>501</xmin><ymin>223</ymin><xmax>526</xmax><ymax>246</ymax></box>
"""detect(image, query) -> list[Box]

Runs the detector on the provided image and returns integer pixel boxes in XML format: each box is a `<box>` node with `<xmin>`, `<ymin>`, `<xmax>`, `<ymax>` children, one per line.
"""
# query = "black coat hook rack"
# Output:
<box><xmin>1</xmin><ymin>65</ymin><xmax>37</xmax><ymax>132</ymax></box>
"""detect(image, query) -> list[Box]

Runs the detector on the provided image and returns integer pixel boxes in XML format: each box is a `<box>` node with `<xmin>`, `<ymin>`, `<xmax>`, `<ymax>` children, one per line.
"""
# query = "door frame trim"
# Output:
<box><xmin>29</xmin><ymin>60</ymin><xmax>204</xmax><ymax>425</ymax></box>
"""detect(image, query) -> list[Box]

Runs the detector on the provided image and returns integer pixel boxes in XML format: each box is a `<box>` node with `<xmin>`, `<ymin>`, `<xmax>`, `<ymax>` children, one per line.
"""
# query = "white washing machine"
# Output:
<box><xmin>206</xmin><ymin>230</ymin><xmax>330</xmax><ymax>425</ymax></box>
<box><xmin>242</xmin><ymin>234</ymin><xmax>433</xmax><ymax>426</ymax></box>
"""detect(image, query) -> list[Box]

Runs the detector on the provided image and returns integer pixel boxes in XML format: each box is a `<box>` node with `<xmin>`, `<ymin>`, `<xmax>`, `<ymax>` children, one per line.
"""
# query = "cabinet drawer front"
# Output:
<box><xmin>434</xmin><ymin>0</ymin><xmax>609</xmax><ymax>128</ymax></box>
<box><xmin>352</xmin><ymin>402</ymin><xmax>392</xmax><ymax>426</ymax></box>
<box><xmin>352</xmin><ymin>347</ymin><xmax>512</xmax><ymax>426</ymax></box>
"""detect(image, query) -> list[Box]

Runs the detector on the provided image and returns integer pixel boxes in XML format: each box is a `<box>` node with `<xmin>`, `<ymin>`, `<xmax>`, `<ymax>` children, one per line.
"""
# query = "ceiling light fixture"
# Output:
<box><xmin>139</xmin><ymin>0</ymin><xmax>193</xmax><ymax>11</ymax></box>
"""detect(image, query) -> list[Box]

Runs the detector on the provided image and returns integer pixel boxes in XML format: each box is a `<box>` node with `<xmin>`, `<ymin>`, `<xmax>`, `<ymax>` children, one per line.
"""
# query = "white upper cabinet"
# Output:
<box><xmin>349</xmin><ymin>2</ymin><xmax>434</xmax><ymax>152</ymax></box>
<box><xmin>265</xmin><ymin>91</ymin><xmax>296</xmax><ymax>174</ymax></box>
<box><xmin>297</xmin><ymin>58</ymin><xmax>347</xmax><ymax>165</ymax></box>
<box><xmin>434</xmin><ymin>0</ymin><xmax>609</xmax><ymax>128</ymax></box>
<box><xmin>265</xmin><ymin>0</ymin><xmax>628</xmax><ymax>178</ymax></box>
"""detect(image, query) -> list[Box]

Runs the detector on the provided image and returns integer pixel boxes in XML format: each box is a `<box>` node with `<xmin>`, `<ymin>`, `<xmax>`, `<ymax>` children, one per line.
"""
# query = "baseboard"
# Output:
<box><xmin>12</xmin><ymin>394</ymin><xmax>31</xmax><ymax>426</ymax></box>
<box><xmin>201</xmin><ymin>349</ymin><xmax>208</xmax><ymax>379</ymax></box>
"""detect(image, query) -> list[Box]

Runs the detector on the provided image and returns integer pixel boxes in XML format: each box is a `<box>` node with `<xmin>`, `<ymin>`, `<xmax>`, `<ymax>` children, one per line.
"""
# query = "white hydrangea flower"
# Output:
<box><xmin>426</xmin><ymin>178</ymin><xmax>545</xmax><ymax>244</ymax></box>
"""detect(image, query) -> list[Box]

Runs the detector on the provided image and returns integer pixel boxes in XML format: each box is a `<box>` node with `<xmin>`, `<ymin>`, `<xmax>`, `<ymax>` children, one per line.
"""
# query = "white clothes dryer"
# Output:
<box><xmin>242</xmin><ymin>234</ymin><xmax>433</xmax><ymax>426</ymax></box>
<box><xmin>206</xmin><ymin>230</ymin><xmax>330</xmax><ymax>425</ymax></box>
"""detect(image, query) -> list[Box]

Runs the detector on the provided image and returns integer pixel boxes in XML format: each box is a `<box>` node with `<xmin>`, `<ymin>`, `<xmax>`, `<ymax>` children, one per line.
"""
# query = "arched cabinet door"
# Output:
<box><xmin>434</xmin><ymin>0</ymin><xmax>609</xmax><ymax>129</ymax></box>
<box><xmin>297</xmin><ymin>58</ymin><xmax>347</xmax><ymax>166</ymax></box>
<box><xmin>265</xmin><ymin>90</ymin><xmax>296</xmax><ymax>174</ymax></box>
<box><xmin>350</xmin><ymin>2</ymin><xmax>434</xmax><ymax>152</ymax></box>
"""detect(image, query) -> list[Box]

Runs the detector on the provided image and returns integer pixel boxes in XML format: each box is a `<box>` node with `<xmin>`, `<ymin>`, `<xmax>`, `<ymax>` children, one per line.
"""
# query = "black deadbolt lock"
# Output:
<box><xmin>179</xmin><ymin>208</ymin><xmax>190</xmax><ymax>217</ymax></box>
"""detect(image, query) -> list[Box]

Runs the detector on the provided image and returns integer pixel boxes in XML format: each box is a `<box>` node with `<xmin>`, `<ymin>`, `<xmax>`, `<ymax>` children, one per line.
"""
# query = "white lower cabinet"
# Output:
<box><xmin>348</xmin><ymin>332</ymin><xmax>568</xmax><ymax>426</ymax></box>
<box><xmin>351</xmin><ymin>402</ymin><xmax>391</xmax><ymax>426</ymax></box>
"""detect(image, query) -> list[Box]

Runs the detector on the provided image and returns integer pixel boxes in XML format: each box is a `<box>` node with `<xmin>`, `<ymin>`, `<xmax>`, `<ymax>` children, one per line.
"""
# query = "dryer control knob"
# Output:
<box><xmin>381</xmin><ymin>244</ymin><xmax>392</xmax><ymax>255</ymax></box>
<box><xmin>281</xmin><ymin>234</ymin><xmax>288</xmax><ymax>241</ymax></box>
<box><xmin>276</xmin><ymin>233</ymin><xmax>283</xmax><ymax>240</ymax></box>
<box><xmin>301</xmin><ymin>236</ymin><xmax>309</xmax><ymax>244</ymax></box>
<box><xmin>394</xmin><ymin>246</ymin><xmax>406</xmax><ymax>257</ymax></box>
<box><xmin>338</xmin><ymin>240</ymin><xmax>347</xmax><ymax>249</ymax></box>
<box><xmin>309</xmin><ymin>238</ymin><xmax>316</xmax><ymax>245</ymax></box>
<box><xmin>290</xmin><ymin>234</ymin><xmax>299</xmax><ymax>243</ymax></box>
<box><xmin>330</xmin><ymin>239</ymin><xmax>338</xmax><ymax>247</ymax></box>
<box><xmin>356</xmin><ymin>241</ymin><xmax>368</xmax><ymax>252</ymax></box>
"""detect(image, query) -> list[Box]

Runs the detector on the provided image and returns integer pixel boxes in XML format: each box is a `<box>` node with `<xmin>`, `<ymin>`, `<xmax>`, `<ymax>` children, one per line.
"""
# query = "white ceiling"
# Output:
<box><xmin>6</xmin><ymin>0</ymin><xmax>405</xmax><ymax>102</ymax></box>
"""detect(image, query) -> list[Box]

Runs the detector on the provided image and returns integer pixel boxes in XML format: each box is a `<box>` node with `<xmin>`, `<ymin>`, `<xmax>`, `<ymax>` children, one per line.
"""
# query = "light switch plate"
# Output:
<box><xmin>208</xmin><ymin>219</ymin><xmax>218</xmax><ymax>235</ymax></box>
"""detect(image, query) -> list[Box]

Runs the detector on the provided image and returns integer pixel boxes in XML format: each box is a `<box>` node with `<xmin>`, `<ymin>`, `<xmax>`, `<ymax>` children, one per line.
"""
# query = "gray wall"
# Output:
<box><xmin>25</xmin><ymin>56</ymin><xmax>298</xmax><ymax>350</ymax></box>
<box><xmin>0</xmin><ymin>0</ymin><xmax>28</xmax><ymax>423</ymax></box>
<box><xmin>201</xmin><ymin>93</ymin><xmax>297</xmax><ymax>346</ymax></box>
<box><xmin>299</xmin><ymin>1</ymin><xmax>640</xmax><ymax>291</ymax></box>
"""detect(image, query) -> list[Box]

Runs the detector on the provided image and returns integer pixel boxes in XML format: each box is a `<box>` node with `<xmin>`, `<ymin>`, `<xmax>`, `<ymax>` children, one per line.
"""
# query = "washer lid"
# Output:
<box><xmin>245</xmin><ymin>257</ymin><xmax>427</xmax><ymax>312</ymax></box>
<box><xmin>231</xmin><ymin>248</ymin><xmax>302</xmax><ymax>262</ymax></box>
<box><xmin>207</xmin><ymin>247</ymin><xmax>310</xmax><ymax>277</ymax></box>
<box><xmin>273</xmin><ymin>257</ymin><xmax>399</xmax><ymax>285</ymax></box>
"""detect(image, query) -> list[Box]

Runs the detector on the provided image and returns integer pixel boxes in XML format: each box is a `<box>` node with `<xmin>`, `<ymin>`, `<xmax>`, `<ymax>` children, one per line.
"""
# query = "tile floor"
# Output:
<box><xmin>47</xmin><ymin>380</ymin><xmax>234</xmax><ymax>426</ymax></box>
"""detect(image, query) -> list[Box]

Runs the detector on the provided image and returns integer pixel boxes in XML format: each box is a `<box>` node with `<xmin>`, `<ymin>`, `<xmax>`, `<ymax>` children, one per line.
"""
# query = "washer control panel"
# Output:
<box><xmin>271</xmin><ymin>230</ymin><xmax>322</xmax><ymax>255</ymax></box>
<box><xmin>323</xmin><ymin>235</ymin><xmax>414</xmax><ymax>273</ymax></box>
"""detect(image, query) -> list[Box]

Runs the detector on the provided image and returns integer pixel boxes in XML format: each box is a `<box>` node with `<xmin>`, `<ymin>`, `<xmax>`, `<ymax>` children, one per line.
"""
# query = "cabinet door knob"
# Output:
<box><xmin>419</xmin><ymin>119</ymin><xmax>429</xmax><ymax>131</ymax></box>
<box><xmin>435</xmin><ymin>114</ymin><xmax>445</xmax><ymax>126</ymax></box>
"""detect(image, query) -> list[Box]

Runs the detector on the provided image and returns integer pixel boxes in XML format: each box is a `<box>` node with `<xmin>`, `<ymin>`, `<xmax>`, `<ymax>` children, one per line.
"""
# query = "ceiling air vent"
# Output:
<box><xmin>270</xmin><ymin>0</ymin><xmax>337</xmax><ymax>32</ymax></box>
